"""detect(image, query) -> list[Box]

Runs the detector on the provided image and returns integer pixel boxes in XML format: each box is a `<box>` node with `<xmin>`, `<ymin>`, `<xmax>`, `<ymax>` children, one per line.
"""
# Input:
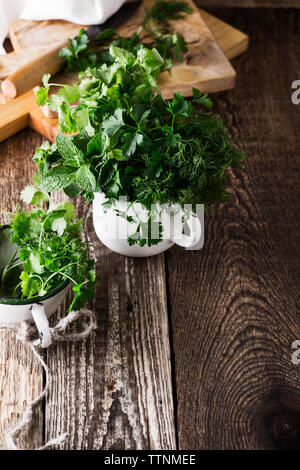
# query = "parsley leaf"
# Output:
<box><xmin>102</xmin><ymin>108</ymin><xmax>124</xmax><ymax>136</ymax></box>
<box><xmin>122</xmin><ymin>132</ymin><xmax>143</xmax><ymax>158</ymax></box>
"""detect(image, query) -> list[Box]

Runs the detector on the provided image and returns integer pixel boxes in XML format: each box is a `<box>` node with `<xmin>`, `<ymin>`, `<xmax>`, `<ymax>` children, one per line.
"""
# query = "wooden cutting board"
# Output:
<box><xmin>0</xmin><ymin>2</ymin><xmax>248</xmax><ymax>142</ymax></box>
<box><xmin>8</xmin><ymin>0</ymin><xmax>237</xmax><ymax>97</ymax></box>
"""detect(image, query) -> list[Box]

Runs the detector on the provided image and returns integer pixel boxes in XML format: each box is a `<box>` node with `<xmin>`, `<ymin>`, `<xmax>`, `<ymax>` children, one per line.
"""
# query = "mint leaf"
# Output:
<box><xmin>41</xmin><ymin>166</ymin><xmax>78</xmax><ymax>191</ymax></box>
<box><xmin>56</xmin><ymin>132</ymin><xmax>83</xmax><ymax>159</ymax></box>
<box><xmin>76</xmin><ymin>165</ymin><xmax>96</xmax><ymax>191</ymax></box>
<box><xmin>64</xmin><ymin>182</ymin><xmax>81</xmax><ymax>198</ymax></box>
<box><xmin>32</xmin><ymin>173</ymin><xmax>42</xmax><ymax>187</ymax></box>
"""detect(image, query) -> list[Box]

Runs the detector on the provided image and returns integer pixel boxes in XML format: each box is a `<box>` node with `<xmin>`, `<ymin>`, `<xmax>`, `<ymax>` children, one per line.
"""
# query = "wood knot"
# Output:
<box><xmin>107</xmin><ymin>379</ymin><xmax>115</xmax><ymax>392</ymax></box>
<box><xmin>272</xmin><ymin>414</ymin><xmax>297</xmax><ymax>440</ymax></box>
<box><xmin>267</xmin><ymin>410</ymin><xmax>300</xmax><ymax>449</ymax></box>
<box><xmin>126</xmin><ymin>297</ymin><xmax>133</xmax><ymax>312</ymax></box>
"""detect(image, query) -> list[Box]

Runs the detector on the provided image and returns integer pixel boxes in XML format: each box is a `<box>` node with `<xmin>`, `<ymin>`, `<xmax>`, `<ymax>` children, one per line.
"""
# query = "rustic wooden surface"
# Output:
<box><xmin>168</xmin><ymin>8</ymin><xmax>300</xmax><ymax>450</ymax></box>
<box><xmin>0</xmin><ymin>8</ymin><xmax>300</xmax><ymax>450</ymax></box>
<box><xmin>0</xmin><ymin>131</ymin><xmax>44</xmax><ymax>449</ymax></box>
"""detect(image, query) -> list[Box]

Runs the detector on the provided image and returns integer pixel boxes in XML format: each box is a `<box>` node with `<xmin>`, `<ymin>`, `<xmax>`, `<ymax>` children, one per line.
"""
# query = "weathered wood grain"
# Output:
<box><xmin>167</xmin><ymin>8</ymin><xmax>300</xmax><ymax>449</ymax></box>
<box><xmin>0</xmin><ymin>331</ymin><xmax>43</xmax><ymax>449</ymax></box>
<box><xmin>0</xmin><ymin>132</ymin><xmax>176</xmax><ymax>450</ymax></box>
<box><xmin>45</xmin><ymin>196</ymin><xmax>176</xmax><ymax>449</ymax></box>
<box><xmin>0</xmin><ymin>129</ymin><xmax>44</xmax><ymax>449</ymax></box>
<box><xmin>1</xmin><ymin>7</ymin><xmax>299</xmax><ymax>451</ymax></box>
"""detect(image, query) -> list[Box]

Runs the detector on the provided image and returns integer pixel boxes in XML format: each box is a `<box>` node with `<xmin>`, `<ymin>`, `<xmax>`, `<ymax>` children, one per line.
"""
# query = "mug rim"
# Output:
<box><xmin>0</xmin><ymin>225</ymin><xmax>69</xmax><ymax>306</ymax></box>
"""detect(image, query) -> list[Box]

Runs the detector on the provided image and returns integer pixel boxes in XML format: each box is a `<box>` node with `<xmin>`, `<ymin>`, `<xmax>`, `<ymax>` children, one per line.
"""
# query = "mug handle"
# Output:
<box><xmin>170</xmin><ymin>213</ymin><xmax>202</xmax><ymax>249</ymax></box>
<box><xmin>30</xmin><ymin>303</ymin><xmax>52</xmax><ymax>348</ymax></box>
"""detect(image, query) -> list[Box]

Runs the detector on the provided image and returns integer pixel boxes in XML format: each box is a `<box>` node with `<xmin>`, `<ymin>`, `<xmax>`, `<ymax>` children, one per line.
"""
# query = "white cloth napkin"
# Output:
<box><xmin>0</xmin><ymin>0</ymin><xmax>125</xmax><ymax>54</ymax></box>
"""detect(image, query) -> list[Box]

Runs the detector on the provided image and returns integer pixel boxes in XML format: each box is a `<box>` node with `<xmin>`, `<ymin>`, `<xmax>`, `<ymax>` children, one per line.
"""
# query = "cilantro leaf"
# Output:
<box><xmin>42</xmin><ymin>73</ymin><xmax>51</xmax><ymax>88</ymax></box>
<box><xmin>23</xmin><ymin>253</ymin><xmax>43</xmax><ymax>274</ymax></box>
<box><xmin>131</xmin><ymin>104</ymin><xmax>151</xmax><ymax>123</ymax></box>
<box><xmin>137</xmin><ymin>47</ymin><xmax>164</xmax><ymax>74</ymax></box>
<box><xmin>51</xmin><ymin>217</ymin><xmax>67</xmax><ymax>236</ymax></box>
<box><xmin>109</xmin><ymin>45</ymin><xmax>135</xmax><ymax>66</ymax></box>
<box><xmin>20</xmin><ymin>272</ymin><xmax>40</xmax><ymax>297</ymax></box>
<box><xmin>58</xmin><ymin>29</ymin><xmax>89</xmax><ymax>70</ymax></box>
<box><xmin>76</xmin><ymin>108</ymin><xmax>95</xmax><ymax>137</ymax></box>
<box><xmin>58</xmin><ymin>85</ymin><xmax>80</xmax><ymax>103</ymax></box>
<box><xmin>21</xmin><ymin>185</ymin><xmax>49</xmax><ymax>207</ymax></box>
<box><xmin>36</xmin><ymin>87</ymin><xmax>49</xmax><ymax>106</ymax></box>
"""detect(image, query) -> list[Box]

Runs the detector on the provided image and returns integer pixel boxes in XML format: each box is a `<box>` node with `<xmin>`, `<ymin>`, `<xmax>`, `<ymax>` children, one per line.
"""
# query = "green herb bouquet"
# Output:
<box><xmin>32</xmin><ymin>3</ymin><xmax>245</xmax><ymax>248</ymax></box>
<box><xmin>1</xmin><ymin>181</ymin><xmax>96</xmax><ymax>310</ymax></box>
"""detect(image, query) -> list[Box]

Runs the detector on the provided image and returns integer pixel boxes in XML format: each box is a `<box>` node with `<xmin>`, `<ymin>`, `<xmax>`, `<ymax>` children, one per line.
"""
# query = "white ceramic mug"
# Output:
<box><xmin>0</xmin><ymin>226</ymin><xmax>69</xmax><ymax>348</ymax></box>
<box><xmin>92</xmin><ymin>193</ymin><xmax>202</xmax><ymax>257</ymax></box>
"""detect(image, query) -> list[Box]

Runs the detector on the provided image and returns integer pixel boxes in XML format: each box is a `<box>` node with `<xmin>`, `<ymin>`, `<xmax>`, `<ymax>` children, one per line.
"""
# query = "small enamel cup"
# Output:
<box><xmin>0</xmin><ymin>226</ymin><xmax>69</xmax><ymax>348</ymax></box>
<box><xmin>93</xmin><ymin>192</ymin><xmax>202</xmax><ymax>257</ymax></box>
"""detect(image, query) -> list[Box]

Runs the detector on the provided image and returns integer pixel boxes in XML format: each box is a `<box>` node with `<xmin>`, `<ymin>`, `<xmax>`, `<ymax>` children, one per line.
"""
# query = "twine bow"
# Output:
<box><xmin>2</xmin><ymin>309</ymin><xmax>97</xmax><ymax>450</ymax></box>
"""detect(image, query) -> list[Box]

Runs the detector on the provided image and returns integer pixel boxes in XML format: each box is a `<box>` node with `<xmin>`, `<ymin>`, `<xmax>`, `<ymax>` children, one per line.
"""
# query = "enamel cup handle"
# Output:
<box><xmin>30</xmin><ymin>303</ymin><xmax>52</xmax><ymax>348</ymax></box>
<box><xmin>171</xmin><ymin>213</ymin><xmax>202</xmax><ymax>249</ymax></box>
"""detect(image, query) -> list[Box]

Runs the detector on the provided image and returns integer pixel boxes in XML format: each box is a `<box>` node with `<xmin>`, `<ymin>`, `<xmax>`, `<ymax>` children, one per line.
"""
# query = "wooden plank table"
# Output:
<box><xmin>0</xmin><ymin>8</ymin><xmax>300</xmax><ymax>450</ymax></box>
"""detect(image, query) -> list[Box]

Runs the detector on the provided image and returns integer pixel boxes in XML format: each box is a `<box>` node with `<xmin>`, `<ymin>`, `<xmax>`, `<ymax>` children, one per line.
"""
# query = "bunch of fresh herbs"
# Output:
<box><xmin>34</xmin><ymin>1</ymin><xmax>245</xmax><ymax>247</ymax></box>
<box><xmin>56</xmin><ymin>0</ymin><xmax>192</xmax><ymax>73</ymax></box>
<box><xmin>1</xmin><ymin>179</ymin><xmax>96</xmax><ymax>310</ymax></box>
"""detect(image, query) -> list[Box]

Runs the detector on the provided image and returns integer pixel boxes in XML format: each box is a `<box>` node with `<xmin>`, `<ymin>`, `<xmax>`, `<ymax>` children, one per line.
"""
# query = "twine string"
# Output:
<box><xmin>1</xmin><ymin>309</ymin><xmax>97</xmax><ymax>450</ymax></box>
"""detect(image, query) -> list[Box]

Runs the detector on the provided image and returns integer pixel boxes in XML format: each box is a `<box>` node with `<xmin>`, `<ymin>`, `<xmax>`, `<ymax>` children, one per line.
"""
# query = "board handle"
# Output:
<box><xmin>2</xmin><ymin>40</ymin><xmax>67</xmax><ymax>99</ymax></box>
